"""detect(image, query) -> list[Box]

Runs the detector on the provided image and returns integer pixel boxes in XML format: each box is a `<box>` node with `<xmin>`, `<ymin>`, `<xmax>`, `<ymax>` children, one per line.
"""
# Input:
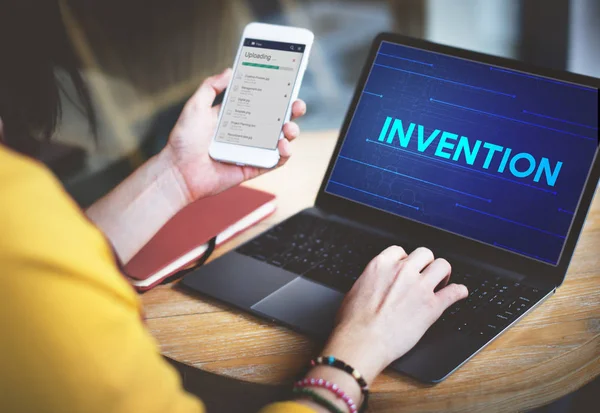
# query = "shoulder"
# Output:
<box><xmin>0</xmin><ymin>143</ymin><xmax>54</xmax><ymax>187</ymax></box>
<box><xmin>0</xmin><ymin>146</ymin><xmax>204</xmax><ymax>413</ymax></box>
<box><xmin>0</xmin><ymin>144</ymin><xmax>138</xmax><ymax>307</ymax></box>
<box><xmin>0</xmin><ymin>144</ymin><xmax>72</xmax><ymax>213</ymax></box>
<box><xmin>0</xmin><ymin>144</ymin><xmax>88</xmax><ymax>253</ymax></box>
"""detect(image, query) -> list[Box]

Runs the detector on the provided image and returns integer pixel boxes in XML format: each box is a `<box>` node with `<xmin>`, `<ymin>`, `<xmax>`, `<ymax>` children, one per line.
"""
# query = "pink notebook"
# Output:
<box><xmin>124</xmin><ymin>186</ymin><xmax>276</xmax><ymax>291</ymax></box>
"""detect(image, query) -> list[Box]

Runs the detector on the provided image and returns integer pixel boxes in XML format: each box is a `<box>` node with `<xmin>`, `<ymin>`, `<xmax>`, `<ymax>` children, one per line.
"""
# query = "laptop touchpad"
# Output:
<box><xmin>251</xmin><ymin>277</ymin><xmax>345</xmax><ymax>339</ymax></box>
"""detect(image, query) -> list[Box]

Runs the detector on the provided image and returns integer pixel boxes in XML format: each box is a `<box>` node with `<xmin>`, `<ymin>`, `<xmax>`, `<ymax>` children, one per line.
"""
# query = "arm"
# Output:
<box><xmin>87</xmin><ymin>69</ymin><xmax>306</xmax><ymax>263</ymax></box>
<box><xmin>0</xmin><ymin>148</ymin><xmax>203</xmax><ymax>413</ymax></box>
<box><xmin>85</xmin><ymin>148</ymin><xmax>190</xmax><ymax>264</ymax></box>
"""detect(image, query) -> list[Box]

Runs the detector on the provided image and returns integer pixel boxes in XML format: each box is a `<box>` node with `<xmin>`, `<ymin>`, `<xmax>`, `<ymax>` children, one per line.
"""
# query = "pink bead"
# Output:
<box><xmin>300</xmin><ymin>376</ymin><xmax>362</xmax><ymax>413</ymax></box>
<box><xmin>310</xmin><ymin>360</ymin><xmax>316</xmax><ymax>366</ymax></box>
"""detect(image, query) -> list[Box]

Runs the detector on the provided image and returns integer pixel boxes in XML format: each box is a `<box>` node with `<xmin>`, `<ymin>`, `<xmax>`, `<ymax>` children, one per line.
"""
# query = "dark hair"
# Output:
<box><xmin>0</xmin><ymin>0</ymin><xmax>96</xmax><ymax>155</ymax></box>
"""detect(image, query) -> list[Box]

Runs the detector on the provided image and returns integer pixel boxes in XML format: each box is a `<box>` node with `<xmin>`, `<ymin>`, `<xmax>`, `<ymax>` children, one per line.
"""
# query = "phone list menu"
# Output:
<box><xmin>216</xmin><ymin>42</ymin><xmax>304</xmax><ymax>149</ymax></box>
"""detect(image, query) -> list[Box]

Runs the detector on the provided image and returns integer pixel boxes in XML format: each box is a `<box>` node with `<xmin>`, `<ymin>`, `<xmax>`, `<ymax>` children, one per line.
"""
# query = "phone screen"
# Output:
<box><xmin>215</xmin><ymin>38</ymin><xmax>306</xmax><ymax>150</ymax></box>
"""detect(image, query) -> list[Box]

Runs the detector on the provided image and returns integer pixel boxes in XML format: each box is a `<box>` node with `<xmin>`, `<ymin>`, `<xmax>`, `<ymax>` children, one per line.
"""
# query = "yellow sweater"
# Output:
<box><xmin>0</xmin><ymin>146</ymin><xmax>312</xmax><ymax>413</ymax></box>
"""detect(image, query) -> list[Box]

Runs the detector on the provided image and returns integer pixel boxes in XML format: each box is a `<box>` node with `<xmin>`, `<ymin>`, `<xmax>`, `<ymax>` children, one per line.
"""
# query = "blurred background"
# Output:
<box><xmin>50</xmin><ymin>0</ymin><xmax>600</xmax><ymax>207</ymax></box>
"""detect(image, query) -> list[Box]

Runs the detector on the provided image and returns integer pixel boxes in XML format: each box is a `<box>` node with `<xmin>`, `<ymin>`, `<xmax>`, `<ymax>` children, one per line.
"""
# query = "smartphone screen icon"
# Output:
<box><xmin>215</xmin><ymin>38</ymin><xmax>306</xmax><ymax>150</ymax></box>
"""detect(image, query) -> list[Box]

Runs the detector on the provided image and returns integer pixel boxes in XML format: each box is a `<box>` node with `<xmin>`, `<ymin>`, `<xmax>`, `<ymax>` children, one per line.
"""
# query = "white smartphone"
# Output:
<box><xmin>209</xmin><ymin>23</ymin><xmax>314</xmax><ymax>169</ymax></box>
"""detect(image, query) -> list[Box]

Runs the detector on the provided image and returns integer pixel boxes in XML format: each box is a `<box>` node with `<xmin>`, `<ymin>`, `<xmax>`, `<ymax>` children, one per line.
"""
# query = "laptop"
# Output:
<box><xmin>182</xmin><ymin>33</ymin><xmax>600</xmax><ymax>383</ymax></box>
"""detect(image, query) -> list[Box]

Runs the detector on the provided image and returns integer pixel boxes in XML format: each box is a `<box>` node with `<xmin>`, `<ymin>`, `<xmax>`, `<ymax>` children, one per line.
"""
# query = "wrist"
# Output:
<box><xmin>321</xmin><ymin>329</ymin><xmax>383</xmax><ymax>386</ymax></box>
<box><xmin>85</xmin><ymin>147</ymin><xmax>193</xmax><ymax>263</ymax></box>
<box><xmin>158</xmin><ymin>145</ymin><xmax>194</xmax><ymax>206</ymax></box>
<box><xmin>297</xmin><ymin>366</ymin><xmax>363</xmax><ymax>413</ymax></box>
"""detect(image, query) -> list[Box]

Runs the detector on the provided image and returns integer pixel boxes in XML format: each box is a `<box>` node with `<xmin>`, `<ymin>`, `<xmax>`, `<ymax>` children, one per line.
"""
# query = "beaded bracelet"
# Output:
<box><xmin>292</xmin><ymin>387</ymin><xmax>345</xmax><ymax>413</ymax></box>
<box><xmin>310</xmin><ymin>356</ymin><xmax>369</xmax><ymax>413</ymax></box>
<box><xmin>295</xmin><ymin>378</ymin><xmax>358</xmax><ymax>413</ymax></box>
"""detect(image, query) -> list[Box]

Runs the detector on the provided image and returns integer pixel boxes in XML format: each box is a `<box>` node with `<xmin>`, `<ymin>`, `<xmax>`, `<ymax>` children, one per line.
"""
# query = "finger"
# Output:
<box><xmin>404</xmin><ymin>247</ymin><xmax>435</xmax><ymax>272</ymax></box>
<box><xmin>355</xmin><ymin>245</ymin><xmax>407</xmax><ymax>301</ymax></box>
<box><xmin>282</xmin><ymin>122</ymin><xmax>300</xmax><ymax>142</ymax></box>
<box><xmin>291</xmin><ymin>99</ymin><xmax>307</xmax><ymax>120</ymax></box>
<box><xmin>377</xmin><ymin>245</ymin><xmax>408</xmax><ymax>262</ymax></box>
<box><xmin>434</xmin><ymin>273</ymin><xmax>451</xmax><ymax>292</ymax></box>
<box><xmin>277</xmin><ymin>138</ymin><xmax>292</xmax><ymax>160</ymax></box>
<box><xmin>363</xmin><ymin>245</ymin><xmax>408</xmax><ymax>285</ymax></box>
<box><xmin>267</xmin><ymin>140</ymin><xmax>292</xmax><ymax>171</ymax></box>
<box><xmin>435</xmin><ymin>283</ymin><xmax>469</xmax><ymax>312</ymax></box>
<box><xmin>192</xmin><ymin>68</ymin><xmax>232</xmax><ymax>109</ymax></box>
<box><xmin>421</xmin><ymin>258</ymin><xmax>451</xmax><ymax>291</ymax></box>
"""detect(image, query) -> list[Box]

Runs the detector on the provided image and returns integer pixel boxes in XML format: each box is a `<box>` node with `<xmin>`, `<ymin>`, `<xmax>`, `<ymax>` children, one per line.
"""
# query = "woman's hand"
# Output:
<box><xmin>164</xmin><ymin>68</ymin><xmax>307</xmax><ymax>203</ymax></box>
<box><xmin>321</xmin><ymin>246</ymin><xmax>468</xmax><ymax>384</ymax></box>
<box><xmin>86</xmin><ymin>69</ymin><xmax>304</xmax><ymax>263</ymax></box>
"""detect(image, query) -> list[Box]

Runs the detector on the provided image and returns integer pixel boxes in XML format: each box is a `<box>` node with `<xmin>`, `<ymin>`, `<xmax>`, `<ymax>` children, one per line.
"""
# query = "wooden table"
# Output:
<box><xmin>142</xmin><ymin>130</ymin><xmax>600</xmax><ymax>412</ymax></box>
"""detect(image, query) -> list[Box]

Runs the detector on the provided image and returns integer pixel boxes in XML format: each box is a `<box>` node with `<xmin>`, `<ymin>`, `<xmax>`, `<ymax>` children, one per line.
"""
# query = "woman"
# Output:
<box><xmin>0</xmin><ymin>2</ymin><xmax>468</xmax><ymax>412</ymax></box>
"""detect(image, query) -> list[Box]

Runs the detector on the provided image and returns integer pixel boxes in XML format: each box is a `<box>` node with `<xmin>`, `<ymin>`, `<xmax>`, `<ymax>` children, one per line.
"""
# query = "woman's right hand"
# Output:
<box><xmin>322</xmin><ymin>245</ymin><xmax>469</xmax><ymax>384</ymax></box>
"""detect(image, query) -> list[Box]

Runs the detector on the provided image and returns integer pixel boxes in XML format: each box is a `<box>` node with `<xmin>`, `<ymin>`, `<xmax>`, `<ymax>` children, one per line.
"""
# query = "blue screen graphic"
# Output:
<box><xmin>325</xmin><ymin>41</ymin><xmax>599</xmax><ymax>265</ymax></box>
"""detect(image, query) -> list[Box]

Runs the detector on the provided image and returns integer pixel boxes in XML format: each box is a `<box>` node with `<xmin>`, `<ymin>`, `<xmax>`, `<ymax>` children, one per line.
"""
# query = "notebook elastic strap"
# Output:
<box><xmin>160</xmin><ymin>236</ymin><xmax>217</xmax><ymax>285</ymax></box>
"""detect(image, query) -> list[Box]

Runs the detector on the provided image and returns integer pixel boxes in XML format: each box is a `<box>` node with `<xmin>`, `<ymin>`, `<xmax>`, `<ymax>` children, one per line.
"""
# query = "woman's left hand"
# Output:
<box><xmin>164</xmin><ymin>68</ymin><xmax>307</xmax><ymax>203</ymax></box>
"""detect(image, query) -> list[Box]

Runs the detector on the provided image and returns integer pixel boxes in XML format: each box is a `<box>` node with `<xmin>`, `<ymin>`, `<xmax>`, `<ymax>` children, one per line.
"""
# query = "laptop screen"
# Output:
<box><xmin>325</xmin><ymin>40</ymin><xmax>599</xmax><ymax>265</ymax></box>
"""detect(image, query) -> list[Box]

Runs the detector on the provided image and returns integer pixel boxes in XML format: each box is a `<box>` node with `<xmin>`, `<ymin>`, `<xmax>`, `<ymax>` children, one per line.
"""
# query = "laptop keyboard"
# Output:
<box><xmin>237</xmin><ymin>213</ymin><xmax>546</xmax><ymax>339</ymax></box>
<box><xmin>238</xmin><ymin>213</ymin><xmax>395</xmax><ymax>292</ymax></box>
<box><xmin>429</xmin><ymin>270</ymin><xmax>546</xmax><ymax>339</ymax></box>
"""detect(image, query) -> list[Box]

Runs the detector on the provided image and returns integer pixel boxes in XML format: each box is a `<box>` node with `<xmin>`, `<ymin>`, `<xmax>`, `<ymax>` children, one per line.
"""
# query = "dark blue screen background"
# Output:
<box><xmin>326</xmin><ymin>41</ymin><xmax>599</xmax><ymax>265</ymax></box>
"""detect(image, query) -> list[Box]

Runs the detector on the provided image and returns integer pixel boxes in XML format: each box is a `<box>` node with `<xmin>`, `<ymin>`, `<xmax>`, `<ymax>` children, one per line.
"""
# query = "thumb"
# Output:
<box><xmin>192</xmin><ymin>68</ymin><xmax>232</xmax><ymax>109</ymax></box>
